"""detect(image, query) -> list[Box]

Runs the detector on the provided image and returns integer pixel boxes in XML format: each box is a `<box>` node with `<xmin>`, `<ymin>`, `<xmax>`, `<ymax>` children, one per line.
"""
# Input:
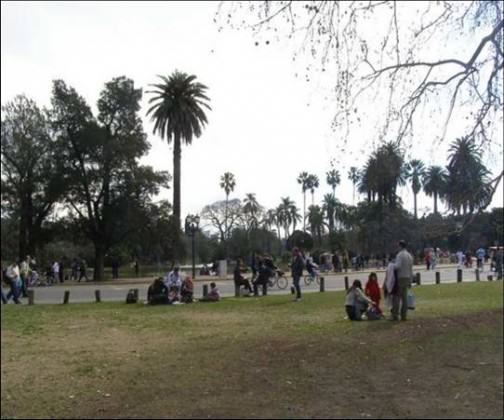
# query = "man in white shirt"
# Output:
<box><xmin>392</xmin><ymin>240</ymin><xmax>413</xmax><ymax>321</ymax></box>
<box><xmin>52</xmin><ymin>261</ymin><xmax>60</xmax><ymax>284</ymax></box>
<box><xmin>164</xmin><ymin>266</ymin><xmax>182</xmax><ymax>291</ymax></box>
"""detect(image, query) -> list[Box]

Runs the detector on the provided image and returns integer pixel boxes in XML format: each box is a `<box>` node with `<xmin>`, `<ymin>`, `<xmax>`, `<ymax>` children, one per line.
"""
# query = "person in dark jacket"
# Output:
<box><xmin>234</xmin><ymin>258</ymin><xmax>253</xmax><ymax>295</ymax></box>
<box><xmin>291</xmin><ymin>247</ymin><xmax>305</xmax><ymax>301</ymax></box>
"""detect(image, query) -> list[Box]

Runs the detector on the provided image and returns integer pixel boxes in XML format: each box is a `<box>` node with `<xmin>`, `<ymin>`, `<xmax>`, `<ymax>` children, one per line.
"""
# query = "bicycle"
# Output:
<box><xmin>267</xmin><ymin>269</ymin><xmax>289</xmax><ymax>290</ymax></box>
<box><xmin>303</xmin><ymin>271</ymin><xmax>320</xmax><ymax>286</ymax></box>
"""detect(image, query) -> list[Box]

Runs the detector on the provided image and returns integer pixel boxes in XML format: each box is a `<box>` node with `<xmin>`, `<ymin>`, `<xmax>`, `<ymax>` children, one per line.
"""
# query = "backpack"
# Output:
<box><xmin>366</xmin><ymin>306</ymin><xmax>381</xmax><ymax>321</ymax></box>
<box><xmin>126</xmin><ymin>289</ymin><xmax>138</xmax><ymax>304</ymax></box>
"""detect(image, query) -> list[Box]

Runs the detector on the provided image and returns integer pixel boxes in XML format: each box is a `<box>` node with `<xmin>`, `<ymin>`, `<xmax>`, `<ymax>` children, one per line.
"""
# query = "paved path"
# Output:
<box><xmin>2</xmin><ymin>266</ymin><xmax>500</xmax><ymax>304</ymax></box>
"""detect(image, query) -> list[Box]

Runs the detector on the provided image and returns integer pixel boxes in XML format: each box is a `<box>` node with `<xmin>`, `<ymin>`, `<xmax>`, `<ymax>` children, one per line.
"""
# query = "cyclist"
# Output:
<box><xmin>306</xmin><ymin>257</ymin><xmax>319</xmax><ymax>281</ymax></box>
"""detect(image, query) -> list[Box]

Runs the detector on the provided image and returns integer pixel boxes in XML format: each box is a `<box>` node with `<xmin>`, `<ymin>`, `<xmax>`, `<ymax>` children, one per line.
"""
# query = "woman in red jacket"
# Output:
<box><xmin>365</xmin><ymin>272</ymin><xmax>382</xmax><ymax>315</ymax></box>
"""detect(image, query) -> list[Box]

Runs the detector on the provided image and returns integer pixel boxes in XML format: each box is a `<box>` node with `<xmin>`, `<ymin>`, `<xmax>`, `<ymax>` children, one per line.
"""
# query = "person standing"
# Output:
<box><xmin>111</xmin><ymin>257</ymin><xmax>119</xmax><ymax>279</ymax></box>
<box><xmin>59</xmin><ymin>258</ymin><xmax>65</xmax><ymax>283</ymax></box>
<box><xmin>78</xmin><ymin>259</ymin><xmax>89</xmax><ymax>282</ymax></box>
<box><xmin>52</xmin><ymin>261</ymin><xmax>60</xmax><ymax>285</ymax></box>
<box><xmin>134</xmin><ymin>259</ymin><xmax>139</xmax><ymax>277</ymax></box>
<box><xmin>392</xmin><ymin>240</ymin><xmax>413</xmax><ymax>321</ymax></box>
<box><xmin>291</xmin><ymin>247</ymin><xmax>305</xmax><ymax>302</ymax></box>
<box><xmin>5</xmin><ymin>261</ymin><xmax>22</xmax><ymax>304</ymax></box>
<box><xmin>476</xmin><ymin>247</ymin><xmax>486</xmax><ymax>270</ymax></box>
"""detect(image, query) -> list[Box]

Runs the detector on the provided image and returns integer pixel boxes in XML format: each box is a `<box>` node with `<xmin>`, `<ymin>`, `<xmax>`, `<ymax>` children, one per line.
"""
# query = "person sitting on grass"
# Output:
<box><xmin>147</xmin><ymin>277</ymin><xmax>168</xmax><ymax>305</ymax></box>
<box><xmin>364</xmin><ymin>272</ymin><xmax>382</xmax><ymax>315</ymax></box>
<box><xmin>181</xmin><ymin>276</ymin><xmax>194</xmax><ymax>303</ymax></box>
<box><xmin>168</xmin><ymin>285</ymin><xmax>180</xmax><ymax>304</ymax></box>
<box><xmin>345</xmin><ymin>280</ymin><xmax>375</xmax><ymax>321</ymax></box>
<box><xmin>200</xmin><ymin>282</ymin><xmax>220</xmax><ymax>302</ymax></box>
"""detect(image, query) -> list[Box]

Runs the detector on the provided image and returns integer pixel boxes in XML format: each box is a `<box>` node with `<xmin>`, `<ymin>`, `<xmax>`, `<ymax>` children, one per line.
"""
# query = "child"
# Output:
<box><xmin>364</xmin><ymin>272</ymin><xmax>382</xmax><ymax>315</ymax></box>
<box><xmin>200</xmin><ymin>282</ymin><xmax>220</xmax><ymax>302</ymax></box>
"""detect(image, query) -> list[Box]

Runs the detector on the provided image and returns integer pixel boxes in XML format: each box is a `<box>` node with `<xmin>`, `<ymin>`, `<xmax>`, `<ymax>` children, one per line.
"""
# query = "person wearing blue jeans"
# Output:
<box><xmin>291</xmin><ymin>247</ymin><xmax>305</xmax><ymax>302</ymax></box>
<box><xmin>6</xmin><ymin>277</ymin><xmax>21</xmax><ymax>304</ymax></box>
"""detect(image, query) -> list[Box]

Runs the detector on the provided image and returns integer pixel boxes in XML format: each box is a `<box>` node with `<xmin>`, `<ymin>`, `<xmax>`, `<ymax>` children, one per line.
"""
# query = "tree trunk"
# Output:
<box><xmin>303</xmin><ymin>192</ymin><xmax>306</xmax><ymax>231</ymax></box>
<box><xmin>93</xmin><ymin>243</ymin><xmax>105</xmax><ymax>281</ymax></box>
<box><xmin>434</xmin><ymin>191</ymin><xmax>438</xmax><ymax>214</ymax></box>
<box><xmin>224</xmin><ymin>194</ymin><xmax>229</xmax><ymax>259</ymax></box>
<box><xmin>414</xmin><ymin>192</ymin><xmax>418</xmax><ymax>219</ymax></box>
<box><xmin>173</xmin><ymin>133</ymin><xmax>181</xmax><ymax>230</ymax></box>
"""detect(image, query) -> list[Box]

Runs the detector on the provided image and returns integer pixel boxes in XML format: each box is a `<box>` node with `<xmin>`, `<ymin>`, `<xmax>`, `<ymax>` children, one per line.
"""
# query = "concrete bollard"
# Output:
<box><xmin>344</xmin><ymin>276</ymin><xmax>349</xmax><ymax>291</ymax></box>
<box><xmin>63</xmin><ymin>290</ymin><xmax>70</xmax><ymax>304</ymax></box>
<box><xmin>234</xmin><ymin>283</ymin><xmax>240</xmax><ymax>297</ymax></box>
<box><xmin>28</xmin><ymin>289</ymin><xmax>34</xmax><ymax>305</ymax></box>
<box><xmin>435</xmin><ymin>271</ymin><xmax>441</xmax><ymax>284</ymax></box>
<box><xmin>487</xmin><ymin>275</ymin><xmax>493</xmax><ymax>282</ymax></box>
<box><xmin>319</xmin><ymin>276</ymin><xmax>325</xmax><ymax>292</ymax></box>
<box><xmin>133</xmin><ymin>289</ymin><xmax>139</xmax><ymax>300</ymax></box>
<box><xmin>457</xmin><ymin>269</ymin><xmax>463</xmax><ymax>283</ymax></box>
<box><xmin>475</xmin><ymin>269</ymin><xmax>480</xmax><ymax>282</ymax></box>
<box><xmin>203</xmin><ymin>284</ymin><xmax>208</xmax><ymax>298</ymax></box>
<box><xmin>95</xmin><ymin>290</ymin><xmax>101</xmax><ymax>303</ymax></box>
<box><xmin>415</xmin><ymin>273</ymin><xmax>421</xmax><ymax>286</ymax></box>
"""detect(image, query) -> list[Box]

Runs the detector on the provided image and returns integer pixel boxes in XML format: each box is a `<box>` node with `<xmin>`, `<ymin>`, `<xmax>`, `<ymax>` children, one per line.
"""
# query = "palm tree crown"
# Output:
<box><xmin>326</xmin><ymin>169</ymin><xmax>341</xmax><ymax>196</ymax></box>
<box><xmin>146</xmin><ymin>71</ymin><xmax>211</xmax><ymax>231</ymax></box>
<box><xmin>423</xmin><ymin>165</ymin><xmax>447</xmax><ymax>215</ymax></box>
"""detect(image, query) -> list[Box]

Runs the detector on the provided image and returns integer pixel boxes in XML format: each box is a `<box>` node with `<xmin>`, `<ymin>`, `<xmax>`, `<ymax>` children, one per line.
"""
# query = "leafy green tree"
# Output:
<box><xmin>405</xmin><ymin>159</ymin><xmax>426</xmax><ymax>219</ymax></box>
<box><xmin>51</xmin><ymin>77</ymin><xmax>169</xmax><ymax>279</ymax></box>
<box><xmin>1</xmin><ymin>95</ymin><xmax>64</xmax><ymax>258</ymax></box>
<box><xmin>201</xmin><ymin>198</ymin><xmax>242</xmax><ymax>244</ymax></box>
<box><xmin>423</xmin><ymin>165</ymin><xmax>447</xmax><ymax>215</ymax></box>
<box><xmin>287</xmin><ymin>230</ymin><xmax>314</xmax><ymax>252</ymax></box>
<box><xmin>146</xmin><ymin>71</ymin><xmax>211</xmax><ymax>231</ymax></box>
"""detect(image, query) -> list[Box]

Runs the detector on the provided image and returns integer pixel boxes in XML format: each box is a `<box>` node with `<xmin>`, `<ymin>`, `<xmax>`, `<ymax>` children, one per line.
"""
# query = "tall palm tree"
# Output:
<box><xmin>289</xmin><ymin>203</ymin><xmax>302</xmax><ymax>233</ymax></box>
<box><xmin>277</xmin><ymin>197</ymin><xmax>296</xmax><ymax>239</ymax></box>
<box><xmin>297</xmin><ymin>171</ymin><xmax>310</xmax><ymax>231</ymax></box>
<box><xmin>445</xmin><ymin>137</ymin><xmax>490</xmax><ymax>215</ymax></box>
<box><xmin>322</xmin><ymin>193</ymin><xmax>338</xmax><ymax>233</ymax></box>
<box><xmin>405</xmin><ymin>159</ymin><xmax>426</xmax><ymax>219</ymax></box>
<box><xmin>146</xmin><ymin>71</ymin><xmax>211</xmax><ymax>230</ymax></box>
<box><xmin>307</xmin><ymin>174</ymin><xmax>320</xmax><ymax>206</ymax></box>
<box><xmin>423</xmin><ymin>165</ymin><xmax>447</xmax><ymax>215</ymax></box>
<box><xmin>326</xmin><ymin>169</ymin><xmax>341</xmax><ymax>196</ymax></box>
<box><xmin>348</xmin><ymin>167</ymin><xmax>359</xmax><ymax>204</ymax></box>
<box><xmin>243</xmin><ymin>193</ymin><xmax>261</xmax><ymax>231</ymax></box>
<box><xmin>262</xmin><ymin>209</ymin><xmax>278</xmax><ymax>236</ymax></box>
<box><xmin>307</xmin><ymin>205</ymin><xmax>325</xmax><ymax>244</ymax></box>
<box><xmin>220</xmin><ymin>172</ymin><xmax>236</xmax><ymax>256</ymax></box>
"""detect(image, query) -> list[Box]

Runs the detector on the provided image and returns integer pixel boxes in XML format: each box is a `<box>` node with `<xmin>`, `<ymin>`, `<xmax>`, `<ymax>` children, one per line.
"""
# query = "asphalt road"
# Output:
<box><xmin>2</xmin><ymin>265</ymin><xmax>500</xmax><ymax>304</ymax></box>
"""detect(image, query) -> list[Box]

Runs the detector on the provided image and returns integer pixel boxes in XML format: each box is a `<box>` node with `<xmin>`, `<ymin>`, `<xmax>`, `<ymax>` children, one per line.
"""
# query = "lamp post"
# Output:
<box><xmin>185</xmin><ymin>214</ymin><xmax>200</xmax><ymax>279</ymax></box>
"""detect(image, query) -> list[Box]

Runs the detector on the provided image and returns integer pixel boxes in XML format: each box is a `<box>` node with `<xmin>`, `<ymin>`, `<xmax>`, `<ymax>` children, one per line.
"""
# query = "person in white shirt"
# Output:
<box><xmin>52</xmin><ymin>261</ymin><xmax>60</xmax><ymax>284</ymax></box>
<box><xmin>392</xmin><ymin>240</ymin><xmax>413</xmax><ymax>321</ymax></box>
<box><xmin>164</xmin><ymin>266</ymin><xmax>182</xmax><ymax>291</ymax></box>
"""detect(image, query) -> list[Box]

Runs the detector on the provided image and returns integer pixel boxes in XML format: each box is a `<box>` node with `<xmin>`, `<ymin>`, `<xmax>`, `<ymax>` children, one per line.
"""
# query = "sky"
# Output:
<box><xmin>1</xmin><ymin>1</ymin><xmax>503</xmax><ymax>228</ymax></box>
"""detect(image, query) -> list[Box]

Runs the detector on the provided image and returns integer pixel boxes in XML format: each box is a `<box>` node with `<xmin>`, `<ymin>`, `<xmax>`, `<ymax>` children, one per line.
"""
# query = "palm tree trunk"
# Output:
<box><xmin>225</xmin><ymin>193</ymin><xmax>229</xmax><ymax>258</ymax></box>
<box><xmin>173</xmin><ymin>133</ymin><xmax>181</xmax><ymax>229</ymax></box>
<box><xmin>312</xmin><ymin>191</ymin><xmax>315</xmax><ymax>206</ymax></box>
<box><xmin>353</xmin><ymin>184</ymin><xmax>356</xmax><ymax>205</ymax></box>
<box><xmin>414</xmin><ymin>192</ymin><xmax>417</xmax><ymax>219</ymax></box>
<box><xmin>303</xmin><ymin>192</ymin><xmax>306</xmax><ymax>232</ymax></box>
<box><xmin>434</xmin><ymin>191</ymin><xmax>438</xmax><ymax>214</ymax></box>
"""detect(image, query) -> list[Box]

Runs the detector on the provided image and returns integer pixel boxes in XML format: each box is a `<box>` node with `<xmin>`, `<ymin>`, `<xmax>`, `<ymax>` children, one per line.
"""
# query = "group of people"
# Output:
<box><xmin>345</xmin><ymin>240</ymin><xmax>414</xmax><ymax>322</ymax></box>
<box><xmin>146</xmin><ymin>265</ymin><xmax>221</xmax><ymax>305</ymax></box>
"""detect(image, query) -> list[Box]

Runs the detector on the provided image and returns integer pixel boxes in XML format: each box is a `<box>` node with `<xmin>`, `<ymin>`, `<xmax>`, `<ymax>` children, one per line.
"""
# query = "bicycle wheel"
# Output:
<box><xmin>315</xmin><ymin>275</ymin><xmax>321</xmax><ymax>285</ymax></box>
<box><xmin>276</xmin><ymin>275</ymin><xmax>288</xmax><ymax>290</ymax></box>
<box><xmin>303</xmin><ymin>276</ymin><xmax>311</xmax><ymax>286</ymax></box>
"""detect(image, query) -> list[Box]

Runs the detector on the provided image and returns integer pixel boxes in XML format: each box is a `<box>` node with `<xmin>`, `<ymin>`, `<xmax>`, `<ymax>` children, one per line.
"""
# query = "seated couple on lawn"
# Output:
<box><xmin>345</xmin><ymin>273</ymin><xmax>383</xmax><ymax>321</ymax></box>
<box><xmin>147</xmin><ymin>272</ymin><xmax>194</xmax><ymax>305</ymax></box>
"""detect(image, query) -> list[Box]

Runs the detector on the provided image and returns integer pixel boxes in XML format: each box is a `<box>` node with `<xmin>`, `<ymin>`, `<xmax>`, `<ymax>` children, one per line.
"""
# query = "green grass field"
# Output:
<box><xmin>1</xmin><ymin>282</ymin><xmax>503</xmax><ymax>419</ymax></box>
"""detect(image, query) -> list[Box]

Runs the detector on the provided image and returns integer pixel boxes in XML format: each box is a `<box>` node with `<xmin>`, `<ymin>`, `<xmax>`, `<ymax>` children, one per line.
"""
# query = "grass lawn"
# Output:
<box><xmin>1</xmin><ymin>282</ymin><xmax>503</xmax><ymax>419</ymax></box>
